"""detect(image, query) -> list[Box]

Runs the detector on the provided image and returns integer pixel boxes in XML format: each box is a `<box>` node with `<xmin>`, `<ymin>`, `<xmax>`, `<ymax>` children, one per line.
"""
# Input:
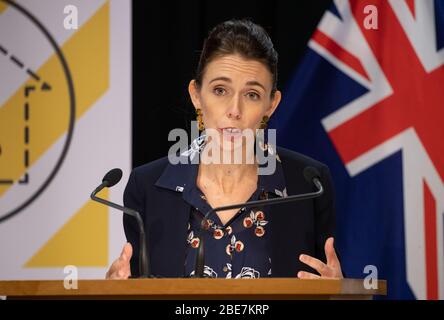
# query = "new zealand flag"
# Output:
<box><xmin>272</xmin><ymin>0</ymin><xmax>444</xmax><ymax>299</ymax></box>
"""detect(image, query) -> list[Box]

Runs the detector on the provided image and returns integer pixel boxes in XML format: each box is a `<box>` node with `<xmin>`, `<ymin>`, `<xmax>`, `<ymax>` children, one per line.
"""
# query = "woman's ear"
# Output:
<box><xmin>188</xmin><ymin>80</ymin><xmax>201</xmax><ymax>110</ymax></box>
<box><xmin>266</xmin><ymin>90</ymin><xmax>281</xmax><ymax>118</ymax></box>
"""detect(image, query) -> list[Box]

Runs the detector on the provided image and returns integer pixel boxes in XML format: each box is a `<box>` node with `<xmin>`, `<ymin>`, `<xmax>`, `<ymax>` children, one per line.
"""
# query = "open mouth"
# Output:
<box><xmin>218</xmin><ymin>127</ymin><xmax>242</xmax><ymax>140</ymax></box>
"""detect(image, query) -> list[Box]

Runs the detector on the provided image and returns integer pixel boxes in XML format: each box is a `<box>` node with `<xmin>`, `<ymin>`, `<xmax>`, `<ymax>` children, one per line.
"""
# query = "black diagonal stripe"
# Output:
<box><xmin>26</xmin><ymin>69</ymin><xmax>41</xmax><ymax>81</ymax></box>
<box><xmin>10</xmin><ymin>55</ymin><xmax>24</xmax><ymax>68</ymax></box>
<box><xmin>0</xmin><ymin>44</ymin><xmax>7</xmax><ymax>55</ymax></box>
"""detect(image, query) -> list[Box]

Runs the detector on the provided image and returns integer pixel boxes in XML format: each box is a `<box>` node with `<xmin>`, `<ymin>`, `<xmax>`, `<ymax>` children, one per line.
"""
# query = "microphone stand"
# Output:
<box><xmin>193</xmin><ymin>178</ymin><xmax>323</xmax><ymax>278</ymax></box>
<box><xmin>91</xmin><ymin>182</ymin><xmax>151</xmax><ymax>278</ymax></box>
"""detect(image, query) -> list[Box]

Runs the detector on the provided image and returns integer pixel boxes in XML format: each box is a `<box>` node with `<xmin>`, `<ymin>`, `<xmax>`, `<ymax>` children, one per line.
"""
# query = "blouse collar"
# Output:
<box><xmin>155</xmin><ymin>135</ymin><xmax>288</xmax><ymax>198</ymax></box>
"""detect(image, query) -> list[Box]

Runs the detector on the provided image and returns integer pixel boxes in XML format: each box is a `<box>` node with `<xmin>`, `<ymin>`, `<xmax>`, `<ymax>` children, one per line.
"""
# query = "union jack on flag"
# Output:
<box><xmin>273</xmin><ymin>0</ymin><xmax>444</xmax><ymax>299</ymax></box>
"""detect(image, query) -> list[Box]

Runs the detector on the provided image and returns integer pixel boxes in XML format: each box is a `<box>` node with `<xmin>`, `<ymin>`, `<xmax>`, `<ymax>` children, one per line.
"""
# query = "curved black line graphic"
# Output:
<box><xmin>0</xmin><ymin>0</ymin><xmax>76</xmax><ymax>223</ymax></box>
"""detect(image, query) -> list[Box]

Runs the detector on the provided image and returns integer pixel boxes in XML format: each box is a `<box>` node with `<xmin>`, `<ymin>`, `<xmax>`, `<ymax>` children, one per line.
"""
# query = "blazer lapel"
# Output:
<box><xmin>149</xmin><ymin>159</ymin><xmax>197</xmax><ymax>277</ymax></box>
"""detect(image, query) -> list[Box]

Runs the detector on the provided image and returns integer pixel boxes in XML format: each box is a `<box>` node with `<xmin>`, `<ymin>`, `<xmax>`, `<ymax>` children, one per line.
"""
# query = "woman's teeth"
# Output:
<box><xmin>223</xmin><ymin>128</ymin><xmax>241</xmax><ymax>133</ymax></box>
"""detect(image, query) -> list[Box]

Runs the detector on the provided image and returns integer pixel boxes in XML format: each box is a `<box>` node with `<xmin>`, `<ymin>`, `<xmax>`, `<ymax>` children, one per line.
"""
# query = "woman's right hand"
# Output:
<box><xmin>105</xmin><ymin>242</ymin><xmax>132</xmax><ymax>279</ymax></box>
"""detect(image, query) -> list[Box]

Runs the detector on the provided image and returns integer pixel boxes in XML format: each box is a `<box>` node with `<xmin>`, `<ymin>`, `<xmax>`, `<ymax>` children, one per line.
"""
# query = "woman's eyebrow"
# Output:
<box><xmin>209</xmin><ymin>77</ymin><xmax>266</xmax><ymax>91</ymax></box>
<box><xmin>245</xmin><ymin>80</ymin><xmax>266</xmax><ymax>91</ymax></box>
<box><xmin>209</xmin><ymin>76</ymin><xmax>231</xmax><ymax>84</ymax></box>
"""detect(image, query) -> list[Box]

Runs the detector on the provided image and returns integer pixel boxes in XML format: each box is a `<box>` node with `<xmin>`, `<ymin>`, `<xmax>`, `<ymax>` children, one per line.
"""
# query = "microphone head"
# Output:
<box><xmin>102</xmin><ymin>168</ymin><xmax>123</xmax><ymax>188</ymax></box>
<box><xmin>303</xmin><ymin>166</ymin><xmax>321</xmax><ymax>184</ymax></box>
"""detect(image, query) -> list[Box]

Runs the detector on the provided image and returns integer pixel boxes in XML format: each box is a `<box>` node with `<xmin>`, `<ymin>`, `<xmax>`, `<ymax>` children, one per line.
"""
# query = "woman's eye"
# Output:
<box><xmin>213</xmin><ymin>87</ymin><xmax>226</xmax><ymax>96</ymax></box>
<box><xmin>247</xmin><ymin>92</ymin><xmax>260</xmax><ymax>100</ymax></box>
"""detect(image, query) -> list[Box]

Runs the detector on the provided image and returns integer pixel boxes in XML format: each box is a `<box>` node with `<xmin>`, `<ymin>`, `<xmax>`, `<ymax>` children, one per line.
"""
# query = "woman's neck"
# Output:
<box><xmin>197</xmin><ymin>161</ymin><xmax>258</xmax><ymax>195</ymax></box>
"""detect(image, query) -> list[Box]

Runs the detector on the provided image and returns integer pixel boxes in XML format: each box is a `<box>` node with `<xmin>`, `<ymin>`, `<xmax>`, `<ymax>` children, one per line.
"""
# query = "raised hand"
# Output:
<box><xmin>105</xmin><ymin>242</ymin><xmax>133</xmax><ymax>280</ymax></box>
<box><xmin>297</xmin><ymin>237</ymin><xmax>343</xmax><ymax>279</ymax></box>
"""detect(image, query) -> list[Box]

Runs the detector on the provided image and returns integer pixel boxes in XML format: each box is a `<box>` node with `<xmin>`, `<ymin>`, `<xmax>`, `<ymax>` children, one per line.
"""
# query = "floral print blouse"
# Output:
<box><xmin>184</xmin><ymin>184</ymin><xmax>272</xmax><ymax>278</ymax></box>
<box><xmin>174</xmin><ymin>134</ymin><xmax>288</xmax><ymax>278</ymax></box>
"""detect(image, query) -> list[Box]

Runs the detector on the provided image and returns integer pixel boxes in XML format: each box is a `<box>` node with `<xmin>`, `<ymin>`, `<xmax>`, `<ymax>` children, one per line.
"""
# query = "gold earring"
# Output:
<box><xmin>260</xmin><ymin>115</ymin><xmax>269</xmax><ymax>129</ymax></box>
<box><xmin>196</xmin><ymin>109</ymin><xmax>205</xmax><ymax>131</ymax></box>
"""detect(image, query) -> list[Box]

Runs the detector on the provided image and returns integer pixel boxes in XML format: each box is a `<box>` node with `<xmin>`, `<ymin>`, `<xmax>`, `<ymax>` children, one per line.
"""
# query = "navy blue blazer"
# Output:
<box><xmin>123</xmin><ymin>146</ymin><xmax>336</xmax><ymax>278</ymax></box>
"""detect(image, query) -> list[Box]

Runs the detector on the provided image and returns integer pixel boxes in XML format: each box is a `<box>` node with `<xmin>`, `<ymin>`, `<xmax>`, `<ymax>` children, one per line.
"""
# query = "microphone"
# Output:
<box><xmin>193</xmin><ymin>166</ymin><xmax>324</xmax><ymax>278</ymax></box>
<box><xmin>90</xmin><ymin>168</ymin><xmax>151</xmax><ymax>278</ymax></box>
<box><xmin>303</xmin><ymin>166</ymin><xmax>323</xmax><ymax>191</ymax></box>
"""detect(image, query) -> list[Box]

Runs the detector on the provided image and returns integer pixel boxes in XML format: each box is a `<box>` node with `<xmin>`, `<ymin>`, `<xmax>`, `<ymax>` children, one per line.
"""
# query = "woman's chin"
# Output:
<box><xmin>217</xmin><ymin>138</ymin><xmax>244</xmax><ymax>152</ymax></box>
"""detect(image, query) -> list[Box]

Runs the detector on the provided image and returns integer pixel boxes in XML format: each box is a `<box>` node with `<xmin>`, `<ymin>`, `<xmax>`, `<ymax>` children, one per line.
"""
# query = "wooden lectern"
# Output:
<box><xmin>0</xmin><ymin>278</ymin><xmax>386</xmax><ymax>299</ymax></box>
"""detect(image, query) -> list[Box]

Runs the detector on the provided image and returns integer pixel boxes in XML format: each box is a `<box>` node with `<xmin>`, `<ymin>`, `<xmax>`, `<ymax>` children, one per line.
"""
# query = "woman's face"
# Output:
<box><xmin>189</xmin><ymin>54</ymin><xmax>281</xmax><ymax>151</ymax></box>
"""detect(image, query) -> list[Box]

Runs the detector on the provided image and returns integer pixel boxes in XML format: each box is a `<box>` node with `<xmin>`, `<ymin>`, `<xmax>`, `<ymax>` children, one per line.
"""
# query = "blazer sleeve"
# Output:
<box><xmin>123</xmin><ymin>169</ymin><xmax>145</xmax><ymax>277</ymax></box>
<box><xmin>314</xmin><ymin>164</ymin><xmax>337</xmax><ymax>264</ymax></box>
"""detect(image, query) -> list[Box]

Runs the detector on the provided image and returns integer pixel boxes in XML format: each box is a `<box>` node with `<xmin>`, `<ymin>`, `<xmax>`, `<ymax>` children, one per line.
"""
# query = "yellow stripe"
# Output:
<box><xmin>25</xmin><ymin>188</ymin><xmax>109</xmax><ymax>267</ymax></box>
<box><xmin>0</xmin><ymin>1</ymin><xmax>109</xmax><ymax>197</ymax></box>
<box><xmin>0</xmin><ymin>1</ymin><xmax>12</xmax><ymax>14</ymax></box>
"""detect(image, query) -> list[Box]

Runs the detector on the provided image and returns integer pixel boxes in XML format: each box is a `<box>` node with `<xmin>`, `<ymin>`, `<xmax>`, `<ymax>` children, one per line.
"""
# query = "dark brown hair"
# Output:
<box><xmin>195</xmin><ymin>19</ymin><xmax>278</xmax><ymax>96</ymax></box>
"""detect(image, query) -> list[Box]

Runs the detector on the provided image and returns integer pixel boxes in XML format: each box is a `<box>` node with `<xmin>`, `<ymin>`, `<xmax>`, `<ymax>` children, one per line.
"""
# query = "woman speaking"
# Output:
<box><xmin>106</xmin><ymin>19</ymin><xmax>342</xmax><ymax>280</ymax></box>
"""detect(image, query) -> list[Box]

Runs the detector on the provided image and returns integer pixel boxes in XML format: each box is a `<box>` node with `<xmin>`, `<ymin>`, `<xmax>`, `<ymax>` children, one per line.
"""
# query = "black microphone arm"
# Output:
<box><xmin>90</xmin><ymin>170</ymin><xmax>150</xmax><ymax>278</ymax></box>
<box><xmin>194</xmin><ymin>166</ymin><xmax>324</xmax><ymax>278</ymax></box>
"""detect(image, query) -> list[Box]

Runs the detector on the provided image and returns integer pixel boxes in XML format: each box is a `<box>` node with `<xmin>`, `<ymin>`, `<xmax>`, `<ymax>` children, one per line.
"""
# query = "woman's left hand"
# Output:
<box><xmin>297</xmin><ymin>237</ymin><xmax>343</xmax><ymax>279</ymax></box>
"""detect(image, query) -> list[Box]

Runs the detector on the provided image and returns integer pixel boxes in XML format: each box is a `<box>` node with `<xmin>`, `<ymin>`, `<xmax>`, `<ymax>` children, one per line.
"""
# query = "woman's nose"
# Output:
<box><xmin>227</xmin><ymin>112</ymin><xmax>241</xmax><ymax>120</ymax></box>
<box><xmin>227</xmin><ymin>96</ymin><xmax>242</xmax><ymax>120</ymax></box>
